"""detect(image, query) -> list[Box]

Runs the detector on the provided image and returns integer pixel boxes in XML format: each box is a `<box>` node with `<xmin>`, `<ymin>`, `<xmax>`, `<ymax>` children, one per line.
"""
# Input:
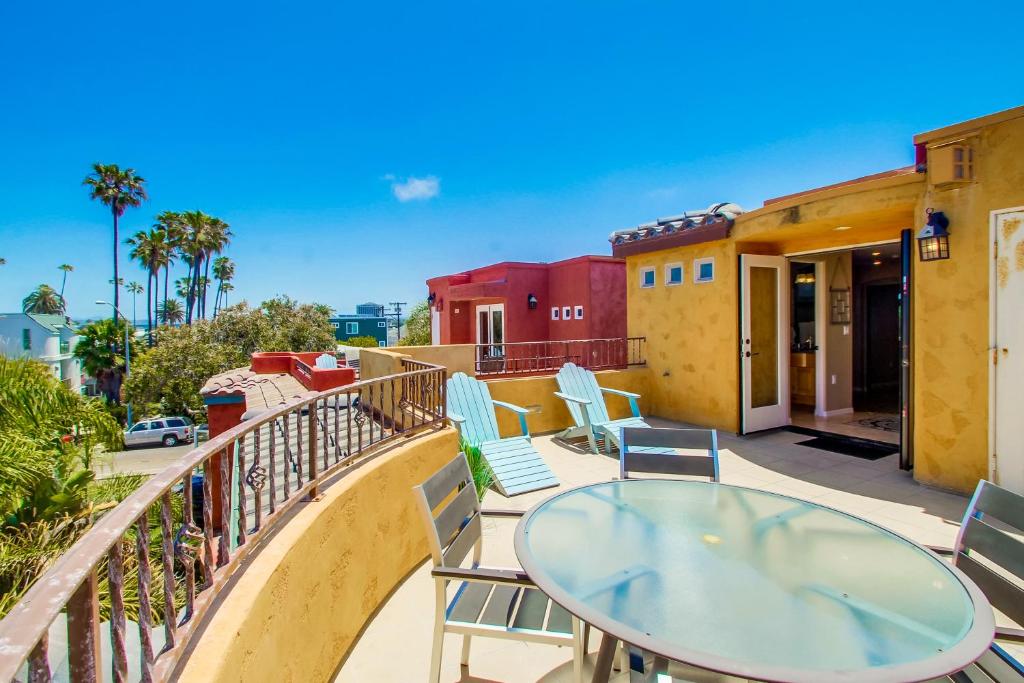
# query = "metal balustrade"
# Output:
<box><xmin>0</xmin><ymin>362</ymin><xmax>447</xmax><ymax>683</ymax></box>
<box><xmin>473</xmin><ymin>337</ymin><xmax>646</xmax><ymax>378</ymax></box>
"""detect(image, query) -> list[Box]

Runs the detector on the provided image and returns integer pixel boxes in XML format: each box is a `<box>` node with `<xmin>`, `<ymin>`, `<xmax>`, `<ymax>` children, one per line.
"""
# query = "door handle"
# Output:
<box><xmin>750</xmin><ymin>352</ymin><xmax>760</xmax><ymax>357</ymax></box>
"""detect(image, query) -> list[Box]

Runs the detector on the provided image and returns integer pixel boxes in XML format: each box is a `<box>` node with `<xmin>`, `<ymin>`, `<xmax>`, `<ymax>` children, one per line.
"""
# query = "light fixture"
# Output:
<box><xmin>527</xmin><ymin>293</ymin><xmax>538</xmax><ymax>310</ymax></box>
<box><xmin>834</xmin><ymin>226</ymin><xmax>852</xmax><ymax>231</ymax></box>
<box><xmin>427</xmin><ymin>292</ymin><xmax>436</xmax><ymax>305</ymax></box>
<box><xmin>871</xmin><ymin>251</ymin><xmax>881</xmax><ymax>256</ymax></box>
<box><xmin>794</xmin><ymin>273</ymin><xmax>816</xmax><ymax>285</ymax></box>
<box><xmin>872</xmin><ymin>260</ymin><xmax>882</xmax><ymax>266</ymax></box>
<box><xmin>917</xmin><ymin>210</ymin><xmax>951</xmax><ymax>262</ymax></box>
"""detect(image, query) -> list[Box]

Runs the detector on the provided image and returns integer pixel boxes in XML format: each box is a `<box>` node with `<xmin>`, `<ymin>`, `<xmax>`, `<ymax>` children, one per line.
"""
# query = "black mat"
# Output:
<box><xmin>795</xmin><ymin>435</ymin><xmax>898</xmax><ymax>460</ymax></box>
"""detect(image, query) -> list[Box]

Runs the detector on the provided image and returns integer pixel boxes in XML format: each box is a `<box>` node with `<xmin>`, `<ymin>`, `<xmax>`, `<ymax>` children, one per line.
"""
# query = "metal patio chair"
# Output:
<box><xmin>413</xmin><ymin>453</ymin><xmax>585</xmax><ymax>683</ymax></box>
<box><xmin>619</xmin><ymin>427</ymin><xmax>720</xmax><ymax>482</ymax></box>
<box><xmin>931</xmin><ymin>480</ymin><xmax>1024</xmax><ymax>681</ymax></box>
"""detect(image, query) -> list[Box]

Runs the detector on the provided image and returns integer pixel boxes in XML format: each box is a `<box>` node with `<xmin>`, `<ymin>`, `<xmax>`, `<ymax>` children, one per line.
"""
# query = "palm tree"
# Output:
<box><xmin>126</xmin><ymin>229</ymin><xmax>163</xmax><ymax>344</ymax></box>
<box><xmin>83</xmin><ymin>163</ymin><xmax>147</xmax><ymax>322</ymax></box>
<box><xmin>73</xmin><ymin>319</ymin><xmax>132</xmax><ymax>404</ymax></box>
<box><xmin>218</xmin><ymin>282</ymin><xmax>235</xmax><ymax>311</ymax></box>
<box><xmin>174</xmin><ymin>276</ymin><xmax>191</xmax><ymax>300</ymax></box>
<box><xmin>154</xmin><ymin>211</ymin><xmax>183</xmax><ymax>316</ymax></box>
<box><xmin>22</xmin><ymin>285</ymin><xmax>65</xmax><ymax>314</ymax></box>
<box><xmin>158</xmin><ymin>298</ymin><xmax>184</xmax><ymax>325</ymax></box>
<box><xmin>178</xmin><ymin>211</ymin><xmax>232</xmax><ymax>323</ymax></box>
<box><xmin>200</xmin><ymin>218</ymin><xmax>231</xmax><ymax>319</ymax></box>
<box><xmin>0</xmin><ymin>257</ymin><xmax>6</xmax><ymax>266</ymax></box>
<box><xmin>126</xmin><ymin>281</ymin><xmax>144</xmax><ymax>327</ymax></box>
<box><xmin>57</xmin><ymin>264</ymin><xmax>74</xmax><ymax>301</ymax></box>
<box><xmin>212</xmin><ymin>256</ymin><xmax>235</xmax><ymax>316</ymax></box>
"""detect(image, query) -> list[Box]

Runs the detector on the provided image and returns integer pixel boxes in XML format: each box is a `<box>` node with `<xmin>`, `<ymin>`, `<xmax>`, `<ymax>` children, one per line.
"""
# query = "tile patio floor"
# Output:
<box><xmin>337</xmin><ymin>419</ymin><xmax>992</xmax><ymax>682</ymax></box>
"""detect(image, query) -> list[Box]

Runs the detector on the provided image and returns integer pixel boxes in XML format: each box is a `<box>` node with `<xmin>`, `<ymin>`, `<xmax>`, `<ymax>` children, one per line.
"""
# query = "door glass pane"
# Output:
<box><xmin>750</xmin><ymin>266</ymin><xmax>779</xmax><ymax>409</ymax></box>
<box><xmin>478</xmin><ymin>311</ymin><xmax>490</xmax><ymax>346</ymax></box>
<box><xmin>491</xmin><ymin>310</ymin><xmax>504</xmax><ymax>348</ymax></box>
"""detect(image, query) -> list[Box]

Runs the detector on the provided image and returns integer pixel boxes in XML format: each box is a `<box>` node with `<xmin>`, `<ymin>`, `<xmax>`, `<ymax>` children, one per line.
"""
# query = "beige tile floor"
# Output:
<box><xmin>789</xmin><ymin>407</ymin><xmax>900</xmax><ymax>445</ymax></box>
<box><xmin>337</xmin><ymin>419</ymin><xmax>998</xmax><ymax>682</ymax></box>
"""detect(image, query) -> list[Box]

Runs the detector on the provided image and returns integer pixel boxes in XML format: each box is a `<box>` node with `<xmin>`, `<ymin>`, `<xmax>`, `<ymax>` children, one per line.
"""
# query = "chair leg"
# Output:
<box><xmin>430</xmin><ymin>584</ymin><xmax>445</xmax><ymax>683</ymax></box>
<box><xmin>460</xmin><ymin>634</ymin><xmax>472</xmax><ymax>668</ymax></box>
<box><xmin>586</xmin><ymin>431</ymin><xmax>599</xmax><ymax>454</ymax></box>
<box><xmin>571</xmin><ymin>618</ymin><xmax>584</xmax><ymax>683</ymax></box>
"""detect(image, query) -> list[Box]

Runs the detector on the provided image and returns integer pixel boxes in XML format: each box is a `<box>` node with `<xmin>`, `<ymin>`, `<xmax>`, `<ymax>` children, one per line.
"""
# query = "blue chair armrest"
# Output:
<box><xmin>492</xmin><ymin>400</ymin><xmax>531</xmax><ymax>436</ymax></box>
<box><xmin>554</xmin><ymin>391</ymin><xmax>591</xmax><ymax>405</ymax></box>
<box><xmin>600</xmin><ymin>387</ymin><xmax>641</xmax><ymax>418</ymax></box>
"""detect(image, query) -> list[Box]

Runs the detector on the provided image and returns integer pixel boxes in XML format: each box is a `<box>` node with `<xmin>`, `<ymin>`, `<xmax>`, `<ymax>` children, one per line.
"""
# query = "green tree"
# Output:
<box><xmin>345</xmin><ymin>335</ymin><xmax>380</xmax><ymax>348</ymax></box>
<box><xmin>154</xmin><ymin>211</ymin><xmax>183</xmax><ymax>316</ymax></box>
<box><xmin>158</xmin><ymin>298</ymin><xmax>184</xmax><ymax>325</ymax></box>
<box><xmin>212</xmin><ymin>256</ymin><xmax>235</xmax><ymax>317</ymax></box>
<box><xmin>126</xmin><ymin>228</ymin><xmax>167</xmax><ymax>344</ymax></box>
<box><xmin>259</xmin><ymin>296</ymin><xmax>336</xmax><ymax>351</ymax></box>
<box><xmin>397</xmin><ymin>301</ymin><xmax>430</xmax><ymax>346</ymax></box>
<box><xmin>22</xmin><ymin>285</ymin><xmax>65</xmax><ymax>315</ymax></box>
<box><xmin>126</xmin><ymin>281</ymin><xmax>144</xmax><ymax>326</ymax></box>
<box><xmin>73</xmin><ymin>319</ymin><xmax>136</xmax><ymax>405</ymax></box>
<box><xmin>57</xmin><ymin>264</ymin><xmax>74</xmax><ymax>301</ymax></box>
<box><xmin>83</xmin><ymin>163</ymin><xmax>147</xmax><ymax>321</ymax></box>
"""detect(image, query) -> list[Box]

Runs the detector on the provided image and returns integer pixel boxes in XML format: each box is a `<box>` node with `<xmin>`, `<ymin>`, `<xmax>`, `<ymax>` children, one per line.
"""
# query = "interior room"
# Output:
<box><xmin>788</xmin><ymin>243</ymin><xmax>903</xmax><ymax>446</ymax></box>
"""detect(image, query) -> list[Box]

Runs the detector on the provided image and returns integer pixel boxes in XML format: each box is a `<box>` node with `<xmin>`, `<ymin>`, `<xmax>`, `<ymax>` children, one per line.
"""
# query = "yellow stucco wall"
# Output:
<box><xmin>176</xmin><ymin>428</ymin><xmax>459</xmax><ymax>683</ymax></box>
<box><xmin>624</xmin><ymin>239</ymin><xmax>740</xmax><ymax>431</ymax></box>
<box><xmin>485</xmin><ymin>367</ymin><xmax>651</xmax><ymax>437</ymax></box>
<box><xmin>911</xmin><ymin>113</ymin><xmax>1024</xmax><ymax>492</ymax></box>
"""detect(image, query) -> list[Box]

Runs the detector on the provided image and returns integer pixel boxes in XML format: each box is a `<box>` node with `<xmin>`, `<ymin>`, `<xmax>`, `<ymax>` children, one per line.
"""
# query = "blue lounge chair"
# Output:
<box><xmin>446</xmin><ymin>372</ymin><xmax>558</xmax><ymax>496</ymax></box>
<box><xmin>554</xmin><ymin>362</ymin><xmax>648</xmax><ymax>454</ymax></box>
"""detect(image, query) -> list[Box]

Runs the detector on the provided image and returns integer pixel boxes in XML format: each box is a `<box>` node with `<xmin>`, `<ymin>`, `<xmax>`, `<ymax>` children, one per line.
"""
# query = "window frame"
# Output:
<box><xmin>665</xmin><ymin>263</ymin><xmax>684</xmax><ymax>286</ymax></box>
<box><xmin>377</xmin><ymin>321</ymin><xmax>386</xmax><ymax>328</ymax></box>
<box><xmin>22</xmin><ymin>329</ymin><xmax>31</xmax><ymax>350</ymax></box>
<box><xmin>562</xmin><ymin>306</ymin><xmax>572</xmax><ymax>320</ymax></box>
<box><xmin>694</xmin><ymin>257</ymin><xmax>715</xmax><ymax>284</ymax></box>
<box><xmin>574</xmin><ymin>305</ymin><xmax>584</xmax><ymax>320</ymax></box>
<box><xmin>640</xmin><ymin>266</ymin><xmax>656</xmax><ymax>289</ymax></box>
<box><xmin>331</xmin><ymin>322</ymin><xmax>339</xmax><ymax>329</ymax></box>
<box><xmin>551</xmin><ymin>307</ymin><xmax>560</xmax><ymax>320</ymax></box>
<box><xmin>345</xmin><ymin>321</ymin><xmax>359</xmax><ymax>335</ymax></box>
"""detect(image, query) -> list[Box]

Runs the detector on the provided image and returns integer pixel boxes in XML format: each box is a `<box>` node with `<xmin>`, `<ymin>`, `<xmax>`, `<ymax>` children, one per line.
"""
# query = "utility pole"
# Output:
<box><xmin>387</xmin><ymin>302</ymin><xmax>406</xmax><ymax>341</ymax></box>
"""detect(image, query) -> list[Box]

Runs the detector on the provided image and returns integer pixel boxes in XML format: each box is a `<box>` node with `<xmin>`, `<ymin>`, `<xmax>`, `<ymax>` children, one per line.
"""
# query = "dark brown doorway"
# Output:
<box><xmin>865</xmin><ymin>283</ymin><xmax>900</xmax><ymax>398</ymax></box>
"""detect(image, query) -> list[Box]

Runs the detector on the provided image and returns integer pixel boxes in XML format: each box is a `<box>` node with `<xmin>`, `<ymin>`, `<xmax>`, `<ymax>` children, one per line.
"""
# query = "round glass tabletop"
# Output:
<box><xmin>514</xmin><ymin>480</ymin><xmax>993</xmax><ymax>682</ymax></box>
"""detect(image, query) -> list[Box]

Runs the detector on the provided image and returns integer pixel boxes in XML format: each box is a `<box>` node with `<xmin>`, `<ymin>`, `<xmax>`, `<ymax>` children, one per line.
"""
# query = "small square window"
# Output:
<box><xmin>378</xmin><ymin>341</ymin><xmax>386</xmax><ymax>347</ymax></box>
<box><xmin>345</xmin><ymin>322</ymin><xmax>359</xmax><ymax>334</ymax></box>
<box><xmin>551</xmin><ymin>307</ymin><xmax>560</xmax><ymax>320</ymax></box>
<box><xmin>694</xmin><ymin>257</ymin><xmax>715</xmax><ymax>283</ymax></box>
<box><xmin>331</xmin><ymin>322</ymin><xmax>339</xmax><ymax>329</ymax></box>
<box><xmin>665</xmin><ymin>263</ymin><xmax>683</xmax><ymax>286</ymax></box>
<box><xmin>377</xmin><ymin>321</ymin><xmax>386</xmax><ymax>328</ymax></box>
<box><xmin>574</xmin><ymin>306</ymin><xmax>584</xmax><ymax>320</ymax></box>
<box><xmin>640</xmin><ymin>267</ymin><xmax>656</xmax><ymax>289</ymax></box>
<box><xmin>562</xmin><ymin>306</ymin><xmax>571</xmax><ymax>320</ymax></box>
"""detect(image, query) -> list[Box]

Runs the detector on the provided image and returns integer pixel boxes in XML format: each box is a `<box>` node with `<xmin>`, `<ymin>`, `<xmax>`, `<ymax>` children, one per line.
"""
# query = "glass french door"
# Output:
<box><xmin>740</xmin><ymin>255</ymin><xmax>790</xmax><ymax>433</ymax></box>
<box><xmin>476</xmin><ymin>303</ymin><xmax>505</xmax><ymax>360</ymax></box>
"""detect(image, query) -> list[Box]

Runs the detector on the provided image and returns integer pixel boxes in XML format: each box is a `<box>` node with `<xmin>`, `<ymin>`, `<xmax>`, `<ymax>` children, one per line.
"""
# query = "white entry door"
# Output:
<box><xmin>992</xmin><ymin>208</ymin><xmax>1024</xmax><ymax>493</ymax></box>
<box><xmin>475</xmin><ymin>304</ymin><xmax>505</xmax><ymax>358</ymax></box>
<box><xmin>741</xmin><ymin>255</ymin><xmax>791</xmax><ymax>433</ymax></box>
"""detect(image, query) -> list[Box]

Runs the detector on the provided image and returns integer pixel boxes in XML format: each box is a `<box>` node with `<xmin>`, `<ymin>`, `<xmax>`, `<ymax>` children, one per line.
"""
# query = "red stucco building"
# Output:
<box><xmin>426</xmin><ymin>256</ymin><xmax>626</xmax><ymax>346</ymax></box>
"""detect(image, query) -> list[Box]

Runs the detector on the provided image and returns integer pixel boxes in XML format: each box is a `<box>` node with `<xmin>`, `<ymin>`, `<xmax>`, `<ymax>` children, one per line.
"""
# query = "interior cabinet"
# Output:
<box><xmin>791</xmin><ymin>352</ymin><xmax>816</xmax><ymax>407</ymax></box>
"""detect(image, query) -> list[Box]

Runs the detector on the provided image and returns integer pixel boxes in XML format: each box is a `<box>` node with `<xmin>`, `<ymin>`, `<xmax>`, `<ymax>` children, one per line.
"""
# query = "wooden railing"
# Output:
<box><xmin>474</xmin><ymin>337</ymin><xmax>646</xmax><ymax>378</ymax></box>
<box><xmin>0</xmin><ymin>362</ymin><xmax>447</xmax><ymax>683</ymax></box>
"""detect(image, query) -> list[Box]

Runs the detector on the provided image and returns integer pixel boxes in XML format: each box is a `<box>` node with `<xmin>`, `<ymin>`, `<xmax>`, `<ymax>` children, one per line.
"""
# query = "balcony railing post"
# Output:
<box><xmin>307</xmin><ymin>400</ymin><xmax>319</xmax><ymax>499</ymax></box>
<box><xmin>66</xmin><ymin>569</ymin><xmax>101</xmax><ymax>683</ymax></box>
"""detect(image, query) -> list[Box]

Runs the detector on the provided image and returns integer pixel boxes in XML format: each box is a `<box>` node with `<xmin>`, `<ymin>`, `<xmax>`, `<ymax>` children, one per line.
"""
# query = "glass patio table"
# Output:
<box><xmin>513</xmin><ymin>480</ymin><xmax>994</xmax><ymax>683</ymax></box>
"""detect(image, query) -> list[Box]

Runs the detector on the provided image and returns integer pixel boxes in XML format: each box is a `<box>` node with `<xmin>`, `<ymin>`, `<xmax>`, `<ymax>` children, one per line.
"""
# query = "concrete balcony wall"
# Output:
<box><xmin>176</xmin><ymin>428</ymin><xmax>459</xmax><ymax>683</ymax></box>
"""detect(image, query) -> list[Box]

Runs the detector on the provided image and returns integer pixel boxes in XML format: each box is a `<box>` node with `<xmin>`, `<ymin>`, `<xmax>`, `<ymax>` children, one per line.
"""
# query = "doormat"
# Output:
<box><xmin>796</xmin><ymin>435</ymin><xmax>898</xmax><ymax>460</ymax></box>
<box><xmin>846</xmin><ymin>416</ymin><xmax>900</xmax><ymax>433</ymax></box>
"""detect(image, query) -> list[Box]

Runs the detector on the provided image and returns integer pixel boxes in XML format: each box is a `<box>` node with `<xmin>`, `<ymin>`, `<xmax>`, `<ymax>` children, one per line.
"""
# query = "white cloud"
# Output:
<box><xmin>387</xmin><ymin>175</ymin><xmax>440</xmax><ymax>202</ymax></box>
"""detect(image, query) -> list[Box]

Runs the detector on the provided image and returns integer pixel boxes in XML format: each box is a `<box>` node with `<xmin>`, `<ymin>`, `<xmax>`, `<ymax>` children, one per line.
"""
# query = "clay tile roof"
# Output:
<box><xmin>200</xmin><ymin>368</ymin><xmax>308</xmax><ymax>410</ymax></box>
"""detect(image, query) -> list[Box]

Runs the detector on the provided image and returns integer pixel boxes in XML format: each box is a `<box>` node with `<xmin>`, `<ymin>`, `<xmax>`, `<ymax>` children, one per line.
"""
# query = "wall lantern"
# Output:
<box><xmin>527</xmin><ymin>293</ymin><xmax>538</xmax><ymax>309</ymax></box>
<box><xmin>917</xmin><ymin>210</ymin><xmax>950</xmax><ymax>262</ymax></box>
<box><xmin>427</xmin><ymin>292</ymin><xmax>436</xmax><ymax>306</ymax></box>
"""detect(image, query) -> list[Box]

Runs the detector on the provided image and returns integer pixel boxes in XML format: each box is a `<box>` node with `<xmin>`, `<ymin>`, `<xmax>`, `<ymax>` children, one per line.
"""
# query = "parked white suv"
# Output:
<box><xmin>124</xmin><ymin>417</ymin><xmax>194</xmax><ymax>448</ymax></box>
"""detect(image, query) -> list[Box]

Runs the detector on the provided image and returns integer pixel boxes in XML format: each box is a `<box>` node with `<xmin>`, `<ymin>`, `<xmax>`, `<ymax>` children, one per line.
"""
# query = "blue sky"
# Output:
<box><xmin>0</xmin><ymin>1</ymin><xmax>1020</xmax><ymax>319</ymax></box>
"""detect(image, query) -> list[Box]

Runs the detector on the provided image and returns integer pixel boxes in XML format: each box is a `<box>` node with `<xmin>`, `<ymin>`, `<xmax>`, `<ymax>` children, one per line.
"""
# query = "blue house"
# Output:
<box><xmin>330</xmin><ymin>303</ymin><xmax>390</xmax><ymax>346</ymax></box>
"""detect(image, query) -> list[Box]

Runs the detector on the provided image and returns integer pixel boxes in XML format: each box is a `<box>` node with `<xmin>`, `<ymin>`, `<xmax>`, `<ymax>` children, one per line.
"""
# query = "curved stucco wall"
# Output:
<box><xmin>176</xmin><ymin>428</ymin><xmax>459</xmax><ymax>683</ymax></box>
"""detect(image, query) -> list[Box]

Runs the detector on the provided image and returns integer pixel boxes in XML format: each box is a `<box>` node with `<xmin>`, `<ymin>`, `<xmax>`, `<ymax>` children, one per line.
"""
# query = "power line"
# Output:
<box><xmin>387</xmin><ymin>302</ymin><xmax>407</xmax><ymax>340</ymax></box>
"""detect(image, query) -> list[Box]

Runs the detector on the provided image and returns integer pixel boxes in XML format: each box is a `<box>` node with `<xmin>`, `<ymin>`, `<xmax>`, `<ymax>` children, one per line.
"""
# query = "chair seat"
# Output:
<box><xmin>480</xmin><ymin>437</ymin><xmax>559</xmax><ymax>496</ymax></box>
<box><xmin>447</xmin><ymin>577</ymin><xmax>574</xmax><ymax>636</ymax></box>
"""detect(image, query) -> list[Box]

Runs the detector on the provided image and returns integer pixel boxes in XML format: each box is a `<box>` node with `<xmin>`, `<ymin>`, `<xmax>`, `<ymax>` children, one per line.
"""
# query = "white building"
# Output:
<box><xmin>0</xmin><ymin>313</ymin><xmax>83</xmax><ymax>393</ymax></box>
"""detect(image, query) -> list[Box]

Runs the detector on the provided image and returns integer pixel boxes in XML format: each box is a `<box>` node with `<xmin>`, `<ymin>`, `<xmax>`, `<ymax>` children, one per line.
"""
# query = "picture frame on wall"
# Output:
<box><xmin>830</xmin><ymin>288</ymin><xmax>851</xmax><ymax>325</ymax></box>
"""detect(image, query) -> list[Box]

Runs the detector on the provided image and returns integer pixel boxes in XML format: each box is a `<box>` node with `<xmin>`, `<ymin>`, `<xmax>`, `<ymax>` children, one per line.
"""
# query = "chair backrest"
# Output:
<box><xmin>315</xmin><ymin>353</ymin><xmax>338</xmax><ymax>369</ymax></box>
<box><xmin>556</xmin><ymin>362</ymin><xmax>610</xmax><ymax>427</ymax></box>
<box><xmin>446</xmin><ymin>372</ymin><xmax>501</xmax><ymax>445</ymax></box>
<box><xmin>413</xmin><ymin>453</ymin><xmax>483</xmax><ymax>569</ymax></box>
<box><xmin>951</xmin><ymin>480</ymin><xmax>1024</xmax><ymax>626</ymax></box>
<box><xmin>620</xmin><ymin>427</ymin><xmax>719</xmax><ymax>481</ymax></box>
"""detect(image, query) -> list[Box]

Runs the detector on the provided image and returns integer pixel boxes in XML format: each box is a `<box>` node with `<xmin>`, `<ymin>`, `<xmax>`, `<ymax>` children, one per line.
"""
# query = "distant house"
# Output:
<box><xmin>330</xmin><ymin>302</ymin><xmax>389</xmax><ymax>347</ymax></box>
<box><xmin>0</xmin><ymin>313</ymin><xmax>83</xmax><ymax>392</ymax></box>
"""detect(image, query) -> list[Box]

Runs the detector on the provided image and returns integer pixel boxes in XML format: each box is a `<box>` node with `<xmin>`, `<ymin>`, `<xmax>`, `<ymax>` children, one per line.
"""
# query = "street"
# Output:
<box><xmin>94</xmin><ymin>442</ymin><xmax>195</xmax><ymax>478</ymax></box>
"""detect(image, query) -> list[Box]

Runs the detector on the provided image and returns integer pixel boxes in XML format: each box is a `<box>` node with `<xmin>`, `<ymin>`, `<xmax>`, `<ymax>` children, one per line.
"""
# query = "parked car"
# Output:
<box><xmin>124</xmin><ymin>416</ymin><xmax>194</xmax><ymax>448</ymax></box>
<box><xmin>194</xmin><ymin>423</ymin><xmax>209</xmax><ymax>443</ymax></box>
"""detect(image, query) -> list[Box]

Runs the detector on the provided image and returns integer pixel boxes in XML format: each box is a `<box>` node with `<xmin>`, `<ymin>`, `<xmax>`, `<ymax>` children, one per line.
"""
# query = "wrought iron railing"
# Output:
<box><xmin>473</xmin><ymin>337</ymin><xmax>646</xmax><ymax>377</ymax></box>
<box><xmin>0</xmin><ymin>363</ymin><xmax>446</xmax><ymax>683</ymax></box>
